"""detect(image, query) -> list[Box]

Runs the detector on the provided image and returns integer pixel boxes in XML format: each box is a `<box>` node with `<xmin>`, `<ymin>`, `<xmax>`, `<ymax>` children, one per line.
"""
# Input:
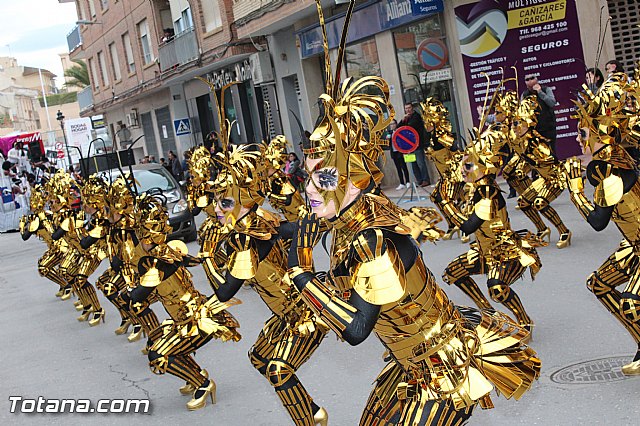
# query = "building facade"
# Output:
<box><xmin>68</xmin><ymin>0</ymin><xmax>617</xmax><ymax>183</ymax></box>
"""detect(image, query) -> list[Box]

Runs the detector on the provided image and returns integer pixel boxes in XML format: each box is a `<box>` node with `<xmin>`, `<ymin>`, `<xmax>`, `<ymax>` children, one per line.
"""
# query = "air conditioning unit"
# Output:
<box><xmin>250</xmin><ymin>51</ymin><xmax>274</xmax><ymax>84</ymax></box>
<box><xmin>125</xmin><ymin>109</ymin><xmax>139</xmax><ymax>127</ymax></box>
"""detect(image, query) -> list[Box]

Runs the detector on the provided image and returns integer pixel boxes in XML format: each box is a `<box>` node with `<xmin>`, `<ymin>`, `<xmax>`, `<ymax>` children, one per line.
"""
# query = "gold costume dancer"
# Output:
<box><xmin>569</xmin><ymin>72</ymin><xmax>640</xmax><ymax>375</ymax></box>
<box><xmin>20</xmin><ymin>185</ymin><xmax>68</xmax><ymax>297</ymax></box>
<box><xmin>128</xmin><ymin>195</ymin><xmax>241</xmax><ymax>410</ymax></box>
<box><xmin>194</xmin><ymin>80</ymin><xmax>330</xmax><ymax>426</ymax></box>
<box><xmin>49</xmin><ymin>171</ymin><xmax>106</xmax><ymax>323</ymax></box>
<box><xmin>289</xmin><ymin>3</ymin><xmax>540</xmax><ymax>424</ymax></box>
<box><xmin>442</xmin><ymin>122</ymin><xmax>543</xmax><ymax>334</ymax></box>
<box><xmin>105</xmin><ymin>177</ymin><xmax>160</xmax><ymax>342</ymax></box>
<box><xmin>421</xmin><ymin>98</ymin><xmax>467</xmax><ymax>240</ymax></box>
<box><xmin>509</xmin><ymin>95</ymin><xmax>572</xmax><ymax>248</ymax></box>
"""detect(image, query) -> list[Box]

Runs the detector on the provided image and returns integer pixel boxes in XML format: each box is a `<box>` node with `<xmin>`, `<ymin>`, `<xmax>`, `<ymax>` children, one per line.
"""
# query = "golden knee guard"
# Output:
<box><xmin>267</xmin><ymin>360</ymin><xmax>296</xmax><ymax>388</ymax></box>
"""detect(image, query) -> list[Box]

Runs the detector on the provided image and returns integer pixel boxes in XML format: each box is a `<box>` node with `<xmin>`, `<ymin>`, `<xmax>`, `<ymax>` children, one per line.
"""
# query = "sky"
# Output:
<box><xmin>0</xmin><ymin>0</ymin><xmax>79</xmax><ymax>88</ymax></box>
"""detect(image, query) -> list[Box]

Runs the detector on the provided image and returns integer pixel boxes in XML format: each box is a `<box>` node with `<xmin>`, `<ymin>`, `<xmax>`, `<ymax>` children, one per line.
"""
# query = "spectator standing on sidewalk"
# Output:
<box><xmin>605</xmin><ymin>60</ymin><xmax>624</xmax><ymax>76</ymax></box>
<box><xmin>168</xmin><ymin>151</ymin><xmax>184</xmax><ymax>181</ymax></box>
<box><xmin>398</xmin><ymin>102</ymin><xmax>430</xmax><ymax>187</ymax></box>
<box><xmin>384</xmin><ymin>119</ymin><xmax>410</xmax><ymax>190</ymax></box>
<box><xmin>521</xmin><ymin>73</ymin><xmax>557</xmax><ymax>157</ymax></box>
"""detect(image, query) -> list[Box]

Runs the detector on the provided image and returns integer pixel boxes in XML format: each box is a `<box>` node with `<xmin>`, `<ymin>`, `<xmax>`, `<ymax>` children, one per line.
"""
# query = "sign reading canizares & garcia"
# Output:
<box><xmin>455</xmin><ymin>0</ymin><xmax>585</xmax><ymax>159</ymax></box>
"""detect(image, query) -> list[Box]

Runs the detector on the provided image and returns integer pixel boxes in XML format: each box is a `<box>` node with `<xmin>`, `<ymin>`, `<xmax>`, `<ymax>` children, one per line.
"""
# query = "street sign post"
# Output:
<box><xmin>392</xmin><ymin>126</ymin><xmax>419</xmax><ymax>154</ymax></box>
<box><xmin>417</xmin><ymin>38</ymin><xmax>449</xmax><ymax>71</ymax></box>
<box><xmin>392</xmin><ymin>127</ymin><xmax>429</xmax><ymax>204</ymax></box>
<box><xmin>173</xmin><ymin>119</ymin><xmax>191</xmax><ymax>136</ymax></box>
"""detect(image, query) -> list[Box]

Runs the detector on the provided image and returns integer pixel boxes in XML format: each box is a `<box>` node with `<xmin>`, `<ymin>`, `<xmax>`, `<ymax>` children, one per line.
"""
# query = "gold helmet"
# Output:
<box><xmin>304</xmin><ymin>1</ymin><xmax>393</xmax><ymax>215</ymax></box>
<box><xmin>187</xmin><ymin>146</ymin><xmax>215</xmax><ymax>186</ymax></box>
<box><xmin>465</xmin><ymin>124</ymin><xmax>508</xmax><ymax>179</ymax></box>
<box><xmin>419</xmin><ymin>97</ymin><xmax>454</xmax><ymax>149</ymax></box>
<box><xmin>135</xmin><ymin>195</ymin><xmax>171</xmax><ymax>245</ymax></box>
<box><xmin>106</xmin><ymin>175</ymin><xmax>136</xmax><ymax>219</ymax></box>
<box><xmin>573</xmin><ymin>73</ymin><xmax>638</xmax><ymax>153</ymax></box>
<box><xmin>81</xmin><ymin>175</ymin><xmax>108</xmax><ymax>214</ymax></box>
<box><xmin>494</xmin><ymin>91</ymin><xmax>519</xmax><ymax>121</ymax></box>
<box><xmin>29</xmin><ymin>185</ymin><xmax>46</xmax><ymax>213</ymax></box>
<box><xmin>46</xmin><ymin>170</ymin><xmax>74</xmax><ymax>212</ymax></box>
<box><xmin>262</xmin><ymin>135</ymin><xmax>289</xmax><ymax>172</ymax></box>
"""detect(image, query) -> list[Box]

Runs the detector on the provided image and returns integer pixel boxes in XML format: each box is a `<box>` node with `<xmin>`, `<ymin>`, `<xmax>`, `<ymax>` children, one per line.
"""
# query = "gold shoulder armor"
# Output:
<box><xmin>228</xmin><ymin>234</ymin><xmax>259</xmax><ymax>280</ymax></box>
<box><xmin>60</xmin><ymin>215</ymin><xmax>72</xmax><ymax>232</ymax></box>
<box><xmin>474</xmin><ymin>197</ymin><xmax>494</xmax><ymax>221</ymax></box>
<box><xmin>351</xmin><ymin>230</ymin><xmax>405</xmax><ymax>305</ymax></box>
<box><xmin>88</xmin><ymin>223</ymin><xmax>107</xmax><ymax>239</ymax></box>
<box><xmin>140</xmin><ymin>258</ymin><xmax>163</xmax><ymax>288</ymax></box>
<box><xmin>168</xmin><ymin>240</ymin><xmax>189</xmax><ymax>255</ymax></box>
<box><xmin>594</xmin><ymin>174</ymin><xmax>624</xmax><ymax>207</ymax></box>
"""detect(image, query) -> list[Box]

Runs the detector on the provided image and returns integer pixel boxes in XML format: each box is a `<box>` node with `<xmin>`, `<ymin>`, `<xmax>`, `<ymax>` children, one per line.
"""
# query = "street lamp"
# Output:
<box><xmin>56</xmin><ymin>110</ymin><xmax>72</xmax><ymax>167</ymax></box>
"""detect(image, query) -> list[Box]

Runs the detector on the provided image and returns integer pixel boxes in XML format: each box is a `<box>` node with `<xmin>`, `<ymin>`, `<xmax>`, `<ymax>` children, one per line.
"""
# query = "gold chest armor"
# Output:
<box><xmin>253</xmin><ymin>240</ymin><xmax>298</xmax><ymax>317</ymax></box>
<box><xmin>154</xmin><ymin>267</ymin><xmax>204</xmax><ymax>321</ymax></box>
<box><xmin>612</xmin><ymin>180</ymin><xmax>640</xmax><ymax>246</ymax></box>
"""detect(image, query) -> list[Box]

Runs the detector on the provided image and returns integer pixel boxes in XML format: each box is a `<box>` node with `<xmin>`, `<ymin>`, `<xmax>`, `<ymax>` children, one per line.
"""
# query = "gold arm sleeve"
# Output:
<box><xmin>439</xmin><ymin>199</ymin><xmax>467</xmax><ymax>227</ymax></box>
<box><xmin>594</xmin><ymin>174</ymin><xmax>624</xmax><ymax>207</ymax></box>
<box><xmin>568</xmin><ymin>190</ymin><xmax>595</xmax><ymax>221</ymax></box>
<box><xmin>227</xmin><ymin>234</ymin><xmax>258</xmax><ymax>280</ymax></box>
<box><xmin>351</xmin><ymin>230</ymin><xmax>406</xmax><ymax>306</ymax></box>
<box><xmin>295</xmin><ymin>274</ymin><xmax>358</xmax><ymax>336</ymax></box>
<box><xmin>88</xmin><ymin>223</ymin><xmax>107</xmax><ymax>239</ymax></box>
<box><xmin>29</xmin><ymin>215</ymin><xmax>40</xmax><ymax>233</ymax></box>
<box><xmin>60</xmin><ymin>215</ymin><xmax>72</xmax><ymax>232</ymax></box>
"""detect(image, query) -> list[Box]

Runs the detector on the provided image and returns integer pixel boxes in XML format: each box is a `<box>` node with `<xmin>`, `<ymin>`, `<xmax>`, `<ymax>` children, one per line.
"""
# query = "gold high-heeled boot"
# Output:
<box><xmin>128</xmin><ymin>325</ymin><xmax>143</xmax><ymax>342</ymax></box>
<box><xmin>180</xmin><ymin>369</ymin><xmax>209</xmax><ymax>395</ymax></box>
<box><xmin>442</xmin><ymin>228</ymin><xmax>460</xmax><ymax>241</ymax></box>
<box><xmin>536</xmin><ymin>228</ymin><xmax>551</xmax><ymax>243</ymax></box>
<box><xmin>74</xmin><ymin>300</ymin><xmax>84</xmax><ymax>311</ymax></box>
<box><xmin>186</xmin><ymin>379</ymin><xmax>216</xmax><ymax>410</ymax></box>
<box><xmin>60</xmin><ymin>287</ymin><xmax>73</xmax><ymax>300</ymax></box>
<box><xmin>314</xmin><ymin>407</ymin><xmax>329</xmax><ymax>426</ymax></box>
<box><xmin>77</xmin><ymin>309</ymin><xmax>92</xmax><ymax>322</ymax></box>
<box><xmin>556</xmin><ymin>231</ymin><xmax>572</xmax><ymax>249</ymax></box>
<box><xmin>88</xmin><ymin>309</ymin><xmax>105</xmax><ymax>327</ymax></box>
<box><xmin>114</xmin><ymin>319</ymin><xmax>131</xmax><ymax>335</ymax></box>
<box><xmin>621</xmin><ymin>360</ymin><xmax>640</xmax><ymax>375</ymax></box>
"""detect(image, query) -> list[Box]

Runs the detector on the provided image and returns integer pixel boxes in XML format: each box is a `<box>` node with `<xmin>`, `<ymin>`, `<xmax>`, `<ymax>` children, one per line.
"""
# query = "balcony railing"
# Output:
<box><xmin>67</xmin><ymin>25</ymin><xmax>82</xmax><ymax>53</ymax></box>
<box><xmin>158</xmin><ymin>27</ymin><xmax>199</xmax><ymax>73</ymax></box>
<box><xmin>77</xmin><ymin>86</ymin><xmax>94</xmax><ymax>112</ymax></box>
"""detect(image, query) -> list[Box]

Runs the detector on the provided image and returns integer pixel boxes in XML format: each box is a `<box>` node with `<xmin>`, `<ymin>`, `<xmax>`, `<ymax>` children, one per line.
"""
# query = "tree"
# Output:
<box><xmin>63</xmin><ymin>60</ymin><xmax>90</xmax><ymax>89</ymax></box>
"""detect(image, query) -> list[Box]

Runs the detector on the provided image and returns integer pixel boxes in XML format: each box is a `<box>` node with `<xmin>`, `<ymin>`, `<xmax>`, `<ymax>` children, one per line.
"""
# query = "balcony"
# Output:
<box><xmin>67</xmin><ymin>25</ymin><xmax>82</xmax><ymax>53</ymax></box>
<box><xmin>77</xmin><ymin>86</ymin><xmax>94</xmax><ymax>112</ymax></box>
<box><xmin>158</xmin><ymin>27</ymin><xmax>199</xmax><ymax>73</ymax></box>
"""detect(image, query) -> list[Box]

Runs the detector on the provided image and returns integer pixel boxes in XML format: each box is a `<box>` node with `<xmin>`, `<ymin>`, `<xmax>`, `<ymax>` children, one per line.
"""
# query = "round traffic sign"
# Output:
<box><xmin>392</xmin><ymin>126</ymin><xmax>420</xmax><ymax>154</ymax></box>
<box><xmin>55</xmin><ymin>142</ymin><xmax>63</xmax><ymax>150</ymax></box>
<box><xmin>417</xmin><ymin>38</ymin><xmax>448</xmax><ymax>71</ymax></box>
<box><xmin>57</xmin><ymin>150</ymin><xmax>65</xmax><ymax>159</ymax></box>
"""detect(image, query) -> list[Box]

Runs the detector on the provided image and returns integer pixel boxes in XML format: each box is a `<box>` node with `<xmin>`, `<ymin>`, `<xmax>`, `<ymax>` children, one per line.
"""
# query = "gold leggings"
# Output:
<box><xmin>249</xmin><ymin>314</ymin><xmax>328</xmax><ymax>426</ymax></box>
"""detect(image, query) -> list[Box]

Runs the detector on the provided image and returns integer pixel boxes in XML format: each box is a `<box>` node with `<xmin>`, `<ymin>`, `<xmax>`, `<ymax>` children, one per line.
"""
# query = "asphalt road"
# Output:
<box><xmin>1</xmin><ymin>184</ymin><xmax>639</xmax><ymax>425</ymax></box>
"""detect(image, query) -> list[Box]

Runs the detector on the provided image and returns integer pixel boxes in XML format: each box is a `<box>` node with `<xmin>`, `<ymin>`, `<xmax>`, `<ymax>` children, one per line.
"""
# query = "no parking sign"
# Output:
<box><xmin>392</xmin><ymin>126</ymin><xmax>420</xmax><ymax>154</ymax></box>
<box><xmin>417</xmin><ymin>38</ymin><xmax>449</xmax><ymax>71</ymax></box>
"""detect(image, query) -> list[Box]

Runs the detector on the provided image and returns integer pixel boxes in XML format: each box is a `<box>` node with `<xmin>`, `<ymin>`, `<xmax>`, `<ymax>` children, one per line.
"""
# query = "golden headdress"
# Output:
<box><xmin>304</xmin><ymin>0</ymin><xmax>394</xmax><ymax>215</ymax></box>
<box><xmin>419</xmin><ymin>97</ymin><xmax>454</xmax><ymax>148</ymax></box>
<box><xmin>46</xmin><ymin>170</ymin><xmax>74</xmax><ymax>211</ymax></box>
<box><xmin>262</xmin><ymin>135</ymin><xmax>289</xmax><ymax>172</ymax></box>
<box><xmin>81</xmin><ymin>175</ymin><xmax>109</xmax><ymax>214</ymax></box>
<box><xmin>573</xmin><ymin>72</ymin><xmax>639</xmax><ymax>153</ymax></box>
<box><xmin>135</xmin><ymin>194</ymin><xmax>171</xmax><ymax>245</ymax></box>
<box><xmin>106</xmin><ymin>175</ymin><xmax>136</xmax><ymax>219</ymax></box>
<box><xmin>187</xmin><ymin>146</ymin><xmax>215</xmax><ymax>186</ymax></box>
<box><xmin>494</xmin><ymin>91</ymin><xmax>519</xmax><ymax>121</ymax></box>
<box><xmin>195</xmin><ymin>78</ymin><xmax>266</xmax><ymax>222</ymax></box>
<box><xmin>465</xmin><ymin>124</ymin><xmax>507</xmax><ymax>179</ymax></box>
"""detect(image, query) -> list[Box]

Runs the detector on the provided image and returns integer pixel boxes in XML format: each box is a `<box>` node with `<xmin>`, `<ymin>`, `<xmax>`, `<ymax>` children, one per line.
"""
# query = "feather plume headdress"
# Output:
<box><xmin>303</xmin><ymin>0</ymin><xmax>394</xmax><ymax>215</ymax></box>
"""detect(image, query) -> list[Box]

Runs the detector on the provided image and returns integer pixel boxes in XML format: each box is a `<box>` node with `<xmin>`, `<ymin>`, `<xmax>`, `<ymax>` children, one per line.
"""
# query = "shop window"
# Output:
<box><xmin>345</xmin><ymin>38</ymin><xmax>381</xmax><ymax>80</ymax></box>
<box><xmin>393</xmin><ymin>15</ymin><xmax>459</xmax><ymax>135</ymax></box>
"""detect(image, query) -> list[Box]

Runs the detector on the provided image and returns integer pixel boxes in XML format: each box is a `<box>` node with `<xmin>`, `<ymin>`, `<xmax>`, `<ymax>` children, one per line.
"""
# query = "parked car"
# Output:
<box><xmin>101</xmin><ymin>163</ymin><xmax>197</xmax><ymax>242</ymax></box>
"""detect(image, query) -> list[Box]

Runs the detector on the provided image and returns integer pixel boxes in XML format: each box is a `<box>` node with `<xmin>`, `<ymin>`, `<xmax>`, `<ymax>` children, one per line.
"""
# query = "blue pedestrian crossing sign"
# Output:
<box><xmin>173</xmin><ymin>118</ymin><xmax>191</xmax><ymax>136</ymax></box>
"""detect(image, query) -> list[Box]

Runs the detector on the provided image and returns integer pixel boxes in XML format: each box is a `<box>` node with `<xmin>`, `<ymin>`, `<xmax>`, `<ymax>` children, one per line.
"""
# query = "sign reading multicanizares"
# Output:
<box><xmin>455</xmin><ymin>0</ymin><xmax>585</xmax><ymax>158</ymax></box>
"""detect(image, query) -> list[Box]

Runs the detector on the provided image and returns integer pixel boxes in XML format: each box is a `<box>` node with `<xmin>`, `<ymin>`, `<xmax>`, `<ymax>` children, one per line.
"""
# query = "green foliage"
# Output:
<box><xmin>63</xmin><ymin>60</ymin><xmax>90</xmax><ymax>89</ymax></box>
<box><xmin>38</xmin><ymin>92</ymin><xmax>78</xmax><ymax>107</ymax></box>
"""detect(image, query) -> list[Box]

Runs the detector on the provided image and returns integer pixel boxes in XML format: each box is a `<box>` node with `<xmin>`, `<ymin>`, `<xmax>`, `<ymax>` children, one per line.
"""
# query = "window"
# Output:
<box><xmin>87</xmin><ymin>0</ymin><xmax>96</xmax><ymax>18</ymax></box>
<box><xmin>174</xmin><ymin>7</ymin><xmax>194</xmax><ymax>34</ymax></box>
<box><xmin>100</xmin><ymin>0</ymin><xmax>108</xmax><ymax>10</ymax></box>
<box><xmin>122</xmin><ymin>32</ymin><xmax>135</xmax><ymax>74</ymax></box>
<box><xmin>76</xmin><ymin>0</ymin><xmax>87</xmax><ymax>21</ymax></box>
<box><xmin>97</xmin><ymin>50</ymin><xmax>109</xmax><ymax>86</ymax></box>
<box><xmin>138</xmin><ymin>19</ymin><xmax>153</xmax><ymax>65</ymax></box>
<box><xmin>201</xmin><ymin>3</ymin><xmax>222</xmax><ymax>33</ymax></box>
<box><xmin>88</xmin><ymin>57</ymin><xmax>99</xmax><ymax>90</ymax></box>
<box><xmin>109</xmin><ymin>43</ymin><xmax>121</xmax><ymax>81</ymax></box>
<box><xmin>345</xmin><ymin>38</ymin><xmax>381</xmax><ymax>80</ymax></box>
